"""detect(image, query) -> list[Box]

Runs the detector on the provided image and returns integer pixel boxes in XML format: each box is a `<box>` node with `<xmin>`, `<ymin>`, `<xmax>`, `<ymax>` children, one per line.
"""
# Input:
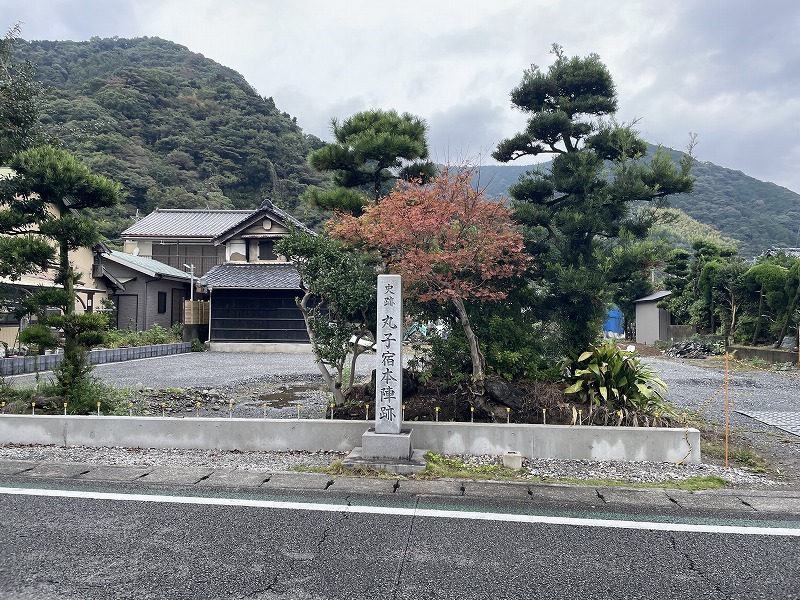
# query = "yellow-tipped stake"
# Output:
<box><xmin>31</xmin><ymin>402</ymin><xmax>36</xmax><ymax>416</ymax></box>
<box><xmin>470</xmin><ymin>405</ymin><xmax>474</xmax><ymax>423</ymax></box>
<box><xmin>330</xmin><ymin>402</ymin><xmax>335</xmax><ymax>420</ymax></box>
<box><xmin>263</xmin><ymin>403</ymin><xmax>267</xmax><ymax>418</ymax></box>
<box><xmin>229</xmin><ymin>401</ymin><xmax>233</xmax><ymax>418</ymax></box>
<box><xmin>64</xmin><ymin>402</ymin><xmax>68</xmax><ymax>416</ymax></box>
<box><xmin>97</xmin><ymin>401</ymin><xmax>101</xmax><ymax>416</ymax></box>
<box><xmin>365</xmin><ymin>404</ymin><xmax>369</xmax><ymax>420</ymax></box>
<box><xmin>542</xmin><ymin>408</ymin><xmax>546</xmax><ymax>425</ymax></box>
<box><xmin>402</xmin><ymin>404</ymin><xmax>405</xmax><ymax>421</ymax></box>
<box><xmin>435</xmin><ymin>406</ymin><xmax>440</xmax><ymax>422</ymax></box>
<box><xmin>296</xmin><ymin>404</ymin><xmax>301</xmax><ymax>419</ymax></box>
<box><xmin>506</xmin><ymin>407</ymin><xmax>510</xmax><ymax>423</ymax></box>
<box><xmin>129</xmin><ymin>401</ymin><xmax>134</xmax><ymax>417</ymax></box>
<box><xmin>195</xmin><ymin>401</ymin><xmax>200</xmax><ymax>418</ymax></box>
<box><xmin>578</xmin><ymin>409</ymin><xmax>583</xmax><ymax>425</ymax></box>
<box><xmin>1</xmin><ymin>401</ymin><xmax>5</xmax><ymax>414</ymax></box>
<box><xmin>161</xmin><ymin>402</ymin><xmax>166</xmax><ymax>418</ymax></box>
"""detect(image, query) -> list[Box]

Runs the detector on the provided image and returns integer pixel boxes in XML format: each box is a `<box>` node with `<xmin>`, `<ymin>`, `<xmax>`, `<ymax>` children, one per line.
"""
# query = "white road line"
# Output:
<box><xmin>1</xmin><ymin>485</ymin><xmax>798</xmax><ymax>537</ymax></box>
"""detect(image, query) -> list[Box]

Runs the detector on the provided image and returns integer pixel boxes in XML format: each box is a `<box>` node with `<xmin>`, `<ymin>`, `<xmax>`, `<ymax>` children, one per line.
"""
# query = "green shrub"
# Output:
<box><xmin>18</xmin><ymin>324</ymin><xmax>58</xmax><ymax>353</ymax></box>
<box><xmin>169</xmin><ymin>323</ymin><xmax>183</xmax><ymax>341</ymax></box>
<box><xmin>100</xmin><ymin>323</ymin><xmax>184</xmax><ymax>348</ymax></box>
<box><xmin>59</xmin><ymin>377</ymin><xmax>130</xmax><ymax>415</ymax></box>
<box><xmin>102</xmin><ymin>328</ymin><xmax>139</xmax><ymax>348</ymax></box>
<box><xmin>562</xmin><ymin>341</ymin><xmax>671</xmax><ymax>425</ymax></box>
<box><xmin>140</xmin><ymin>323</ymin><xmax>168</xmax><ymax>345</ymax></box>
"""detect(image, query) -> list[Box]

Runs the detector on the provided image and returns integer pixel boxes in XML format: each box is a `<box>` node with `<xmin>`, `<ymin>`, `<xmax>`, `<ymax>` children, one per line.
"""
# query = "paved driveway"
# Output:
<box><xmin>7</xmin><ymin>351</ymin><xmax>374</xmax><ymax>391</ymax></box>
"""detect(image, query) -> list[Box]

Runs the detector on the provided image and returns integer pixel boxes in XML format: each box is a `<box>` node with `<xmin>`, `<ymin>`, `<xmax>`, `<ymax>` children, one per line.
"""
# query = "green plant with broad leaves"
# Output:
<box><xmin>562</xmin><ymin>341</ymin><xmax>671</xmax><ymax>426</ymax></box>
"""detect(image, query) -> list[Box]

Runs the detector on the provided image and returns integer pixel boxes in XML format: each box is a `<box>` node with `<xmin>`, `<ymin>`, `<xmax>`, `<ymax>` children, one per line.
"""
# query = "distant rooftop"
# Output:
<box><xmin>200</xmin><ymin>263</ymin><xmax>300</xmax><ymax>290</ymax></box>
<box><xmin>105</xmin><ymin>250</ymin><xmax>191</xmax><ymax>279</ymax></box>
<box><xmin>634</xmin><ymin>290</ymin><xmax>672</xmax><ymax>303</ymax></box>
<box><xmin>122</xmin><ymin>209</ymin><xmax>253</xmax><ymax>239</ymax></box>
<box><xmin>762</xmin><ymin>247</ymin><xmax>800</xmax><ymax>258</ymax></box>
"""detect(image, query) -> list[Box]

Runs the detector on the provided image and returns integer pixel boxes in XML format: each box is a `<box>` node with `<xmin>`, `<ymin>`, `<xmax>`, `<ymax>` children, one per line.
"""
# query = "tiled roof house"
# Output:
<box><xmin>118</xmin><ymin>201</ymin><xmax>312</xmax><ymax>347</ymax></box>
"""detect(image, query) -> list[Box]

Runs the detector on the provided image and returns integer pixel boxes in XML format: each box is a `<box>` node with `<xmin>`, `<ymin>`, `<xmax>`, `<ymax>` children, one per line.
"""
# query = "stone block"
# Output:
<box><xmin>502</xmin><ymin>450</ymin><xmax>523</xmax><ymax>470</ymax></box>
<box><xmin>361</xmin><ymin>428</ymin><xmax>412</xmax><ymax>460</ymax></box>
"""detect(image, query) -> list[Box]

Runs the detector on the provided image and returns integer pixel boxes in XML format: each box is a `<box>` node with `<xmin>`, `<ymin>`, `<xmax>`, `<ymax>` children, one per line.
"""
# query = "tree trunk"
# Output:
<box><xmin>751</xmin><ymin>286</ymin><xmax>764</xmax><ymax>346</ymax></box>
<box><xmin>774</xmin><ymin>283</ymin><xmax>800</xmax><ymax>349</ymax></box>
<box><xmin>60</xmin><ymin>238</ymin><xmax>74</xmax><ymax>315</ymax></box>
<box><xmin>450</xmin><ymin>296</ymin><xmax>506</xmax><ymax>421</ymax></box>
<box><xmin>296</xmin><ymin>291</ymin><xmax>345</xmax><ymax>406</ymax></box>
<box><xmin>347</xmin><ymin>326</ymin><xmax>372</xmax><ymax>394</ymax></box>
<box><xmin>451</xmin><ymin>296</ymin><xmax>484</xmax><ymax>385</ymax></box>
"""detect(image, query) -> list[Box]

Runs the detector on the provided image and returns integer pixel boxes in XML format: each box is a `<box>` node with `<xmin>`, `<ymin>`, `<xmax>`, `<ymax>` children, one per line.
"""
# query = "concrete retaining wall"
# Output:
<box><xmin>0</xmin><ymin>415</ymin><xmax>701</xmax><ymax>463</ymax></box>
<box><xmin>728</xmin><ymin>345</ymin><xmax>798</xmax><ymax>365</ymax></box>
<box><xmin>0</xmin><ymin>343</ymin><xmax>192</xmax><ymax>376</ymax></box>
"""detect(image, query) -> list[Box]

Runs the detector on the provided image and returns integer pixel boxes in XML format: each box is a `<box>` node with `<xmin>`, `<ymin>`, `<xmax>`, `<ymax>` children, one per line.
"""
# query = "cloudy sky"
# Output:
<box><xmin>3</xmin><ymin>0</ymin><xmax>800</xmax><ymax>192</ymax></box>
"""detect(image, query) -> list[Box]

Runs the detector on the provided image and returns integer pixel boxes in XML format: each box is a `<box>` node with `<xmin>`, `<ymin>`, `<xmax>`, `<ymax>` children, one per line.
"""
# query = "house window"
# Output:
<box><xmin>258</xmin><ymin>240</ymin><xmax>277</xmax><ymax>260</ymax></box>
<box><xmin>157</xmin><ymin>291</ymin><xmax>167</xmax><ymax>314</ymax></box>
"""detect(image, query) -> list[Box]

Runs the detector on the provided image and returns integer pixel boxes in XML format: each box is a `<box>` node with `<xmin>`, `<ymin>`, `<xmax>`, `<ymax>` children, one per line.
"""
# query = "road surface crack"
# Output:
<box><xmin>736</xmin><ymin>497</ymin><xmax>757</xmax><ymax>511</ymax></box>
<box><xmin>391</xmin><ymin>496</ymin><xmax>420</xmax><ymax>600</ymax></box>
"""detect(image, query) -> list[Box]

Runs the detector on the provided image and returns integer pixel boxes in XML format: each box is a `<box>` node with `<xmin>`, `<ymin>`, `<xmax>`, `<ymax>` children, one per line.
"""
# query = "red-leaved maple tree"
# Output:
<box><xmin>331</xmin><ymin>166</ymin><xmax>530</xmax><ymax>397</ymax></box>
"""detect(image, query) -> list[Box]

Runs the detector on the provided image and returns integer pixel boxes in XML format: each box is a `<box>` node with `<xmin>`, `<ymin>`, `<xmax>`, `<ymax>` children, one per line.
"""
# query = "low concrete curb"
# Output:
<box><xmin>0</xmin><ymin>415</ymin><xmax>701</xmax><ymax>463</ymax></box>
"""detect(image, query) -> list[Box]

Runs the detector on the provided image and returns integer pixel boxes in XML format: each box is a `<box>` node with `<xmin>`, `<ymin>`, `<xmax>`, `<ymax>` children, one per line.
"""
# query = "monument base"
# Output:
<box><xmin>342</xmin><ymin>428</ymin><xmax>428</xmax><ymax>474</ymax></box>
<box><xmin>341</xmin><ymin>447</ymin><xmax>428</xmax><ymax>475</ymax></box>
<box><xmin>362</xmin><ymin>428</ymin><xmax>412</xmax><ymax>459</ymax></box>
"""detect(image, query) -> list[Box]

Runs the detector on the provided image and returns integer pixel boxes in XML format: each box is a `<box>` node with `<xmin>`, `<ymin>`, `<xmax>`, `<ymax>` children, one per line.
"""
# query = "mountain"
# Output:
<box><xmin>11</xmin><ymin>36</ymin><xmax>329</xmax><ymax>243</ymax></box>
<box><xmin>12</xmin><ymin>36</ymin><xmax>798</xmax><ymax>255</ymax></box>
<box><xmin>477</xmin><ymin>147</ymin><xmax>800</xmax><ymax>257</ymax></box>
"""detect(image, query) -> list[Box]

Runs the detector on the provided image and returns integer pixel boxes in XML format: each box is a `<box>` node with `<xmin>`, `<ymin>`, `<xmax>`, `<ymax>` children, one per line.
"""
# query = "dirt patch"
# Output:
<box><xmin>334</xmin><ymin>377</ymin><xmax>651</xmax><ymax>426</ymax></box>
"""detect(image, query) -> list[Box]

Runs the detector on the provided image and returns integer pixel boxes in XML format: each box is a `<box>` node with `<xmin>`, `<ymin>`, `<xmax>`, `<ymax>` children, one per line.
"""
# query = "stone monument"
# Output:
<box><xmin>342</xmin><ymin>274</ymin><xmax>427</xmax><ymax>473</ymax></box>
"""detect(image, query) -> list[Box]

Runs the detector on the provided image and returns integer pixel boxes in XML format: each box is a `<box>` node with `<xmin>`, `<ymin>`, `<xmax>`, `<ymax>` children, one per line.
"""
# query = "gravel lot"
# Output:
<box><xmin>645</xmin><ymin>355</ymin><xmax>800</xmax><ymax>484</ymax></box>
<box><xmin>3</xmin><ymin>349</ymin><xmax>798</xmax><ymax>488</ymax></box>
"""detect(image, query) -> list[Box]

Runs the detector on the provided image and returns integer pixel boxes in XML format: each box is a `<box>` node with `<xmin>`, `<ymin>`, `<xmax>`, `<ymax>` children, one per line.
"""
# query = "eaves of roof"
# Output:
<box><xmin>103</xmin><ymin>250</ymin><xmax>191</xmax><ymax>280</ymax></box>
<box><xmin>199</xmin><ymin>262</ymin><xmax>300</xmax><ymax>290</ymax></box>
<box><xmin>633</xmin><ymin>290</ymin><xmax>673</xmax><ymax>303</ymax></box>
<box><xmin>212</xmin><ymin>200</ymin><xmax>316</xmax><ymax>245</ymax></box>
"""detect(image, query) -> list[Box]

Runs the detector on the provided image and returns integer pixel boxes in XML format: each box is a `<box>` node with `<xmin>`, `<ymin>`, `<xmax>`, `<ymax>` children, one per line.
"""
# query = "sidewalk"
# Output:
<box><xmin>1</xmin><ymin>458</ymin><xmax>799</xmax><ymax>520</ymax></box>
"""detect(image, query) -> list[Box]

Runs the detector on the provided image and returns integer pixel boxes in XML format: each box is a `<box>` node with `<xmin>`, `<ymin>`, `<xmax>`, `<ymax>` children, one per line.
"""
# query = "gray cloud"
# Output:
<box><xmin>2</xmin><ymin>0</ymin><xmax>799</xmax><ymax>191</ymax></box>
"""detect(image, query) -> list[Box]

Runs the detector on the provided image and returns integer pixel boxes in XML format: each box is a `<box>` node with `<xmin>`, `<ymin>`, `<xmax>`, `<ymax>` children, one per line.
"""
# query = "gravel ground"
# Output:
<box><xmin>645</xmin><ymin>355</ymin><xmax>800</xmax><ymax>484</ymax></box>
<box><xmin>0</xmin><ymin>444</ymin><xmax>778</xmax><ymax>488</ymax></box>
<box><xmin>3</xmin><ymin>350</ymin><xmax>798</xmax><ymax>488</ymax></box>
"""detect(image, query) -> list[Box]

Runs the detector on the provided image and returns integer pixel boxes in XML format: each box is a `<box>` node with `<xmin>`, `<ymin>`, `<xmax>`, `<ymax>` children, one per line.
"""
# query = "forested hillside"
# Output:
<box><xmin>478</xmin><ymin>146</ymin><xmax>800</xmax><ymax>257</ymax></box>
<box><xmin>12</xmin><ymin>36</ymin><xmax>798</xmax><ymax>255</ymax></box>
<box><xmin>12</xmin><ymin>36</ymin><xmax>329</xmax><ymax>243</ymax></box>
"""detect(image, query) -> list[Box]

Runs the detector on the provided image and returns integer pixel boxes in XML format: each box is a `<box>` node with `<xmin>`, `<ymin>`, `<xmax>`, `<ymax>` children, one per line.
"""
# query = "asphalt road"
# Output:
<box><xmin>1</xmin><ymin>478</ymin><xmax>798</xmax><ymax>600</ymax></box>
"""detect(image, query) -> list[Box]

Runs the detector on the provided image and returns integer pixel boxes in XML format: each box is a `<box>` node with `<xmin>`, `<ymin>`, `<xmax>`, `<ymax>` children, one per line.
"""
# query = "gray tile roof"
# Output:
<box><xmin>122</xmin><ymin>209</ymin><xmax>253</xmax><ymax>238</ymax></box>
<box><xmin>763</xmin><ymin>247</ymin><xmax>800</xmax><ymax>258</ymax></box>
<box><xmin>106</xmin><ymin>251</ymin><xmax>192</xmax><ymax>279</ymax></box>
<box><xmin>200</xmin><ymin>263</ymin><xmax>301</xmax><ymax>290</ymax></box>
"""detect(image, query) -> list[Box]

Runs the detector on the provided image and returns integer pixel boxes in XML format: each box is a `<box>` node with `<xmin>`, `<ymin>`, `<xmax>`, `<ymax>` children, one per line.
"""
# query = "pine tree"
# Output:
<box><xmin>304</xmin><ymin>109</ymin><xmax>436</xmax><ymax>214</ymax></box>
<box><xmin>7</xmin><ymin>146</ymin><xmax>121</xmax><ymax>399</ymax></box>
<box><xmin>494</xmin><ymin>45</ymin><xmax>694</xmax><ymax>354</ymax></box>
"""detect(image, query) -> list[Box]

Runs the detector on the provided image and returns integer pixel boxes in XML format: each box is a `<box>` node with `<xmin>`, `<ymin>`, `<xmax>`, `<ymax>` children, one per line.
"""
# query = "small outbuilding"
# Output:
<box><xmin>93</xmin><ymin>246</ymin><xmax>192</xmax><ymax>330</ymax></box>
<box><xmin>633</xmin><ymin>290</ymin><xmax>674</xmax><ymax>345</ymax></box>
